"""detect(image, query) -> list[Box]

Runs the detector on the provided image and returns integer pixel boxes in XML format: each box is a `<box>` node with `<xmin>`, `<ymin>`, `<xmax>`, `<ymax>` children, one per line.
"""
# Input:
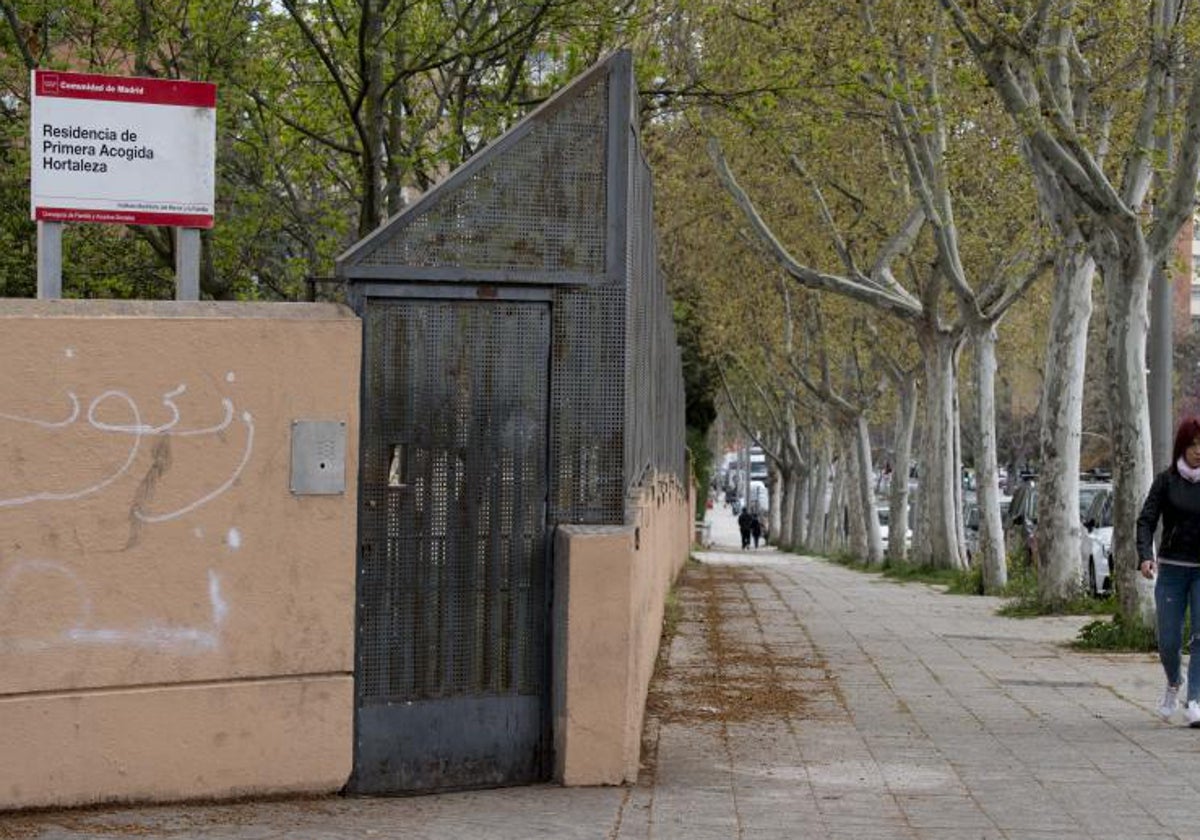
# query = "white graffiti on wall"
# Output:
<box><xmin>0</xmin><ymin>562</ymin><xmax>227</xmax><ymax>653</ymax></box>
<box><xmin>0</xmin><ymin>385</ymin><xmax>252</xmax><ymax>514</ymax></box>
<box><xmin>0</xmin><ymin>375</ymin><xmax>252</xmax><ymax>654</ymax></box>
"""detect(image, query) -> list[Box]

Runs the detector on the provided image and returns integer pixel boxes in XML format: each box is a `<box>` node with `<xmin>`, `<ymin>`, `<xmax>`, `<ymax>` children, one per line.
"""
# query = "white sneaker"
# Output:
<box><xmin>1185</xmin><ymin>701</ymin><xmax>1200</xmax><ymax>728</ymax></box>
<box><xmin>1159</xmin><ymin>684</ymin><xmax>1183</xmax><ymax>719</ymax></box>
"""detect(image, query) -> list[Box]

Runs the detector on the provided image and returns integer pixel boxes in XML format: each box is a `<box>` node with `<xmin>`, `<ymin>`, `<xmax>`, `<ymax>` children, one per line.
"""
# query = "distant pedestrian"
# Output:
<box><xmin>750</xmin><ymin>512</ymin><xmax>763</xmax><ymax>548</ymax></box>
<box><xmin>1138</xmin><ymin>416</ymin><xmax>1200</xmax><ymax>726</ymax></box>
<box><xmin>737</xmin><ymin>508</ymin><xmax>753</xmax><ymax>550</ymax></box>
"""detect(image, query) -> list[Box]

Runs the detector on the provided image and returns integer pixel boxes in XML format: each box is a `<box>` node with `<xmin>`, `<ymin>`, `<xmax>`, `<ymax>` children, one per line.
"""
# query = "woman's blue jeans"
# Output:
<box><xmin>1155</xmin><ymin>563</ymin><xmax>1200</xmax><ymax>701</ymax></box>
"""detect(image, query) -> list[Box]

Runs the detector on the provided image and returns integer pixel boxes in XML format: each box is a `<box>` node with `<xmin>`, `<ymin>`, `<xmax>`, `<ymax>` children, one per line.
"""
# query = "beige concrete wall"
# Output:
<box><xmin>553</xmin><ymin>476</ymin><xmax>692</xmax><ymax>785</ymax></box>
<box><xmin>0</xmin><ymin>300</ymin><xmax>360</xmax><ymax>809</ymax></box>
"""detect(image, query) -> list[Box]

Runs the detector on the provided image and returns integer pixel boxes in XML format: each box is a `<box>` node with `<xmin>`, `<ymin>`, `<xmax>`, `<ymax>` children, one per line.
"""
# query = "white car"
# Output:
<box><xmin>877</xmin><ymin>504</ymin><xmax>911</xmax><ymax>551</ymax></box>
<box><xmin>1079</xmin><ymin>487</ymin><xmax>1113</xmax><ymax>596</ymax></box>
<box><xmin>962</xmin><ymin>495</ymin><xmax>1012</xmax><ymax>565</ymax></box>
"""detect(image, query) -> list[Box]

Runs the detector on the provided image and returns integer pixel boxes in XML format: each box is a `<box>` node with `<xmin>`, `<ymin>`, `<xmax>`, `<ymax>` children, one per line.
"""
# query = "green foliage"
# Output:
<box><xmin>996</xmin><ymin>551</ymin><xmax>1116</xmax><ymax>618</ymax></box>
<box><xmin>880</xmin><ymin>562</ymin><xmax>973</xmax><ymax>589</ymax></box>
<box><xmin>821</xmin><ymin>552</ymin><xmax>979</xmax><ymax>591</ymax></box>
<box><xmin>998</xmin><ymin>590</ymin><xmax>1116</xmax><ymax>619</ymax></box>
<box><xmin>661</xmin><ymin>584</ymin><xmax>684</xmax><ymax>642</ymax></box>
<box><xmin>817</xmin><ymin>549</ymin><xmax>1117</xmax><ymax>623</ymax></box>
<box><xmin>826</xmin><ymin>551</ymin><xmax>860</xmax><ymax>568</ymax></box>
<box><xmin>946</xmin><ymin>563</ymin><xmax>985</xmax><ymax>595</ymax></box>
<box><xmin>687</xmin><ymin>426</ymin><xmax>714</xmax><ymax>517</ymax></box>
<box><xmin>0</xmin><ymin>148</ymin><xmax>34</xmax><ymax>297</ymax></box>
<box><xmin>1072</xmin><ymin>613</ymin><xmax>1158</xmax><ymax>653</ymax></box>
<box><xmin>674</xmin><ymin>297</ymin><xmax>719</xmax><ymax>434</ymax></box>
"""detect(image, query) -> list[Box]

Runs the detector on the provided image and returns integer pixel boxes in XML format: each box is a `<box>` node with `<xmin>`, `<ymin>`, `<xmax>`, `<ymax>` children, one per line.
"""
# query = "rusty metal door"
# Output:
<box><xmin>351</xmin><ymin>298</ymin><xmax>552</xmax><ymax>793</ymax></box>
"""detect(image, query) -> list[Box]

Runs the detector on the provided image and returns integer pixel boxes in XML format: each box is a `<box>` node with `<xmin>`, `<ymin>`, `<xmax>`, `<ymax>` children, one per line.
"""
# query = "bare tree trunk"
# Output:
<box><xmin>1099</xmin><ymin>233</ymin><xmax>1157</xmax><ymax>627</ymax></box>
<box><xmin>793</xmin><ymin>469</ymin><xmax>810</xmax><ymax>550</ymax></box>
<box><xmin>887</xmin><ymin>372</ymin><xmax>917</xmax><ymax>564</ymax></box>
<box><xmin>952</xmin><ymin>374</ymin><xmax>966</xmax><ymax>553</ymax></box>
<box><xmin>1034</xmin><ymin>234</ymin><xmax>1094</xmax><ymax>604</ymax></box>
<box><xmin>915</xmin><ymin>329</ymin><xmax>965</xmax><ymax>569</ymax></box>
<box><xmin>854</xmin><ymin>413</ymin><xmax>884</xmax><ymax>565</ymax></box>
<box><xmin>778</xmin><ymin>470</ymin><xmax>795</xmax><ymax>549</ymax></box>
<box><xmin>359</xmin><ymin>0</ymin><xmax>385</xmax><ymax>235</ymax></box>
<box><xmin>835</xmin><ymin>446</ymin><xmax>854</xmax><ymax>552</ymax></box>
<box><xmin>770</xmin><ymin>464</ymin><xmax>785</xmax><ymax>544</ymax></box>
<box><xmin>970</xmin><ymin>321</ymin><xmax>1007</xmax><ymax>592</ymax></box>
<box><xmin>910</xmin><ymin>403</ymin><xmax>927</xmax><ymax>564</ymax></box>
<box><xmin>809</xmin><ymin>439</ymin><xmax>831</xmax><ymax>549</ymax></box>
<box><xmin>843</xmin><ymin>433</ymin><xmax>868</xmax><ymax>559</ymax></box>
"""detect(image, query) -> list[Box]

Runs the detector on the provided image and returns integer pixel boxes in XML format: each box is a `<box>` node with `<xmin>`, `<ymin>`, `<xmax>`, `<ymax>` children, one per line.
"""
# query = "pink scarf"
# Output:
<box><xmin>1179</xmin><ymin>457</ymin><xmax>1200</xmax><ymax>483</ymax></box>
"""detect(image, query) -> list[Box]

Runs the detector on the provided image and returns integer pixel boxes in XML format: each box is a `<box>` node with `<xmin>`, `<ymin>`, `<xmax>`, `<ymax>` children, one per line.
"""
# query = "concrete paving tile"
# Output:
<box><xmin>823</xmin><ymin>825</ymin><xmax>918</xmax><ymax>840</ymax></box>
<box><xmin>810</xmin><ymin>790</ymin><xmax>905</xmax><ymax>822</ymax></box>
<box><xmin>910</xmin><ymin>830</ymin><xmax>1007</xmax><ymax>840</ymax></box>
<box><xmin>892</xmin><ymin>793</ymin><xmax>996</xmax><ymax>830</ymax></box>
<box><xmin>876</xmin><ymin>761</ymin><xmax>965</xmax><ymax>795</ymax></box>
<box><xmin>997</xmin><ymin>832</ymin><xmax>1097</xmax><ymax>840</ymax></box>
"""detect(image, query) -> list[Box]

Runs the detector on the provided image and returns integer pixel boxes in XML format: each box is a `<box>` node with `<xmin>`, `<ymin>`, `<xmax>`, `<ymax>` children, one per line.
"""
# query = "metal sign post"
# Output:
<box><xmin>36</xmin><ymin>221</ymin><xmax>62</xmax><ymax>299</ymax></box>
<box><xmin>175</xmin><ymin>228</ymin><xmax>200</xmax><ymax>301</ymax></box>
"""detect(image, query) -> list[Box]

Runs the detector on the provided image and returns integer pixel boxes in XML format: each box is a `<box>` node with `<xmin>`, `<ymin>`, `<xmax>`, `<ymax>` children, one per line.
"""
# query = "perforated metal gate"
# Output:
<box><xmin>340</xmin><ymin>50</ymin><xmax>688</xmax><ymax>794</ymax></box>
<box><xmin>352</xmin><ymin>299</ymin><xmax>552</xmax><ymax>793</ymax></box>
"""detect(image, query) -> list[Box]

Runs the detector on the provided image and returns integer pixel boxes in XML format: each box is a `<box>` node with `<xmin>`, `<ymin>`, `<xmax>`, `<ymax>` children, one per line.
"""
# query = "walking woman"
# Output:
<box><xmin>737</xmin><ymin>507</ymin><xmax>753</xmax><ymax>550</ymax></box>
<box><xmin>1138</xmin><ymin>416</ymin><xmax>1200</xmax><ymax>726</ymax></box>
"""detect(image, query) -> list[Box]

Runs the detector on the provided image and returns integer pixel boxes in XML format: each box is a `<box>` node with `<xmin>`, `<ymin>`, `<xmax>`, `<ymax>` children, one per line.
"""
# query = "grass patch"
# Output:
<box><xmin>662</xmin><ymin>587</ymin><xmax>683</xmax><ymax>641</ymax></box>
<box><xmin>1071</xmin><ymin>613</ymin><xmax>1158</xmax><ymax>652</ymax></box>
<box><xmin>880</xmin><ymin>562</ymin><xmax>970</xmax><ymax>588</ymax></box>
<box><xmin>996</xmin><ymin>555</ymin><xmax>1117</xmax><ymax>618</ymax></box>
<box><xmin>661</xmin><ymin>556</ymin><xmax>702</xmax><ymax>644</ymax></box>
<box><xmin>998</xmin><ymin>592</ymin><xmax>1117</xmax><ymax>618</ymax></box>
<box><xmin>945</xmin><ymin>563</ymin><xmax>985</xmax><ymax>595</ymax></box>
<box><xmin>821</xmin><ymin>551</ymin><xmax>980</xmax><ymax>591</ymax></box>
<box><xmin>825</xmin><ymin>551</ymin><xmax>860</xmax><ymax>568</ymax></box>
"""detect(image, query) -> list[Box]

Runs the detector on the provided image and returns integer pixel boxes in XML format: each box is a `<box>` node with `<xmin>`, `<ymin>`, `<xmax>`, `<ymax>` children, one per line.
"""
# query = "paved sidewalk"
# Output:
<box><xmin>4</xmin><ymin>506</ymin><xmax>1191</xmax><ymax>840</ymax></box>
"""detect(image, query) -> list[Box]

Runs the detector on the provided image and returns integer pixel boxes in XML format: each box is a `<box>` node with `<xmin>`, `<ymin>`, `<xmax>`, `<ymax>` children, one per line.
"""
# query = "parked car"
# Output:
<box><xmin>963</xmin><ymin>495</ymin><xmax>1011</xmax><ymax>565</ymax></box>
<box><xmin>1077</xmin><ymin>481</ymin><xmax>1110</xmax><ymax>520</ymax></box>
<box><xmin>1004</xmin><ymin>477</ymin><xmax>1037</xmax><ymax>562</ymax></box>
<box><xmin>964</xmin><ymin>500</ymin><xmax>980</xmax><ymax>564</ymax></box>
<box><xmin>1080</xmin><ymin>486</ymin><xmax>1114</xmax><ymax>596</ymax></box>
<box><xmin>877</xmin><ymin>504</ymin><xmax>912</xmax><ymax>552</ymax></box>
<box><xmin>1004</xmin><ymin>477</ymin><xmax>1110</xmax><ymax>567</ymax></box>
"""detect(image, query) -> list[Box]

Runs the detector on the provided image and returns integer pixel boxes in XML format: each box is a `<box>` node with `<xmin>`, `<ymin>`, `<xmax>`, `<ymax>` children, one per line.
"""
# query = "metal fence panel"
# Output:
<box><xmin>357</xmin><ymin>300</ymin><xmax>551</xmax><ymax>703</ymax></box>
<box><xmin>356</xmin><ymin>78</ymin><xmax>609</xmax><ymax>277</ymax></box>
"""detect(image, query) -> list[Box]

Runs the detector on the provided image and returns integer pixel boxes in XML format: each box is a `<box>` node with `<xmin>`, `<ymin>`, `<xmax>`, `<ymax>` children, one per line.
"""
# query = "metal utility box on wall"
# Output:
<box><xmin>290</xmin><ymin>420</ymin><xmax>347</xmax><ymax>495</ymax></box>
<box><xmin>337</xmin><ymin>50</ymin><xmax>686</xmax><ymax>795</ymax></box>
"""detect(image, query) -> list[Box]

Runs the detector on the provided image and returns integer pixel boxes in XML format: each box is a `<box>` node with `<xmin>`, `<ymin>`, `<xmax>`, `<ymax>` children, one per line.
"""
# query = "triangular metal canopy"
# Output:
<box><xmin>337</xmin><ymin>51</ymin><xmax>633</xmax><ymax>287</ymax></box>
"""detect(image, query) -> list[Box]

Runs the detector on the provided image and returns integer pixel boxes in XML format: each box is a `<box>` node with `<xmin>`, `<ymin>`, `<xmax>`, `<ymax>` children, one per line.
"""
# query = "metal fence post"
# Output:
<box><xmin>37</xmin><ymin>221</ymin><xmax>63</xmax><ymax>299</ymax></box>
<box><xmin>176</xmin><ymin>228</ymin><xmax>200</xmax><ymax>301</ymax></box>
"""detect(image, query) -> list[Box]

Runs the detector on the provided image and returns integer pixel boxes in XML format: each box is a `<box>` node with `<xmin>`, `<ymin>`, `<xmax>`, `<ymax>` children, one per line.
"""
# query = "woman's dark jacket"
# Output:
<box><xmin>1136</xmin><ymin>468</ymin><xmax>1200</xmax><ymax>566</ymax></box>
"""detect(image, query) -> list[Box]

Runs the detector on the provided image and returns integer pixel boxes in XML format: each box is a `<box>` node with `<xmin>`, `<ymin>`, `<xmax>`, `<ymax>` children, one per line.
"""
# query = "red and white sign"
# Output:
<box><xmin>30</xmin><ymin>70</ymin><xmax>216</xmax><ymax>228</ymax></box>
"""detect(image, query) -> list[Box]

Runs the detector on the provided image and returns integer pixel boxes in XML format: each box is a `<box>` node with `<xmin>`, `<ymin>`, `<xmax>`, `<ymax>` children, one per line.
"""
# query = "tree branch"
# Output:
<box><xmin>281</xmin><ymin>0</ymin><xmax>361</xmax><ymax>127</ymax></box>
<box><xmin>980</xmin><ymin>251</ymin><xmax>1055</xmax><ymax>323</ymax></box>
<box><xmin>0</xmin><ymin>1</ymin><xmax>36</xmax><ymax>70</ymax></box>
<box><xmin>787</xmin><ymin>155</ymin><xmax>860</xmax><ymax>277</ymax></box>
<box><xmin>241</xmin><ymin>89</ymin><xmax>362</xmax><ymax>157</ymax></box>
<box><xmin>1148</xmin><ymin>54</ymin><xmax>1200</xmax><ymax>258</ymax></box>
<box><xmin>1118</xmin><ymin>0</ymin><xmax>1170</xmax><ymax>208</ymax></box>
<box><xmin>708</xmin><ymin>139</ymin><xmax>924</xmax><ymax>321</ymax></box>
